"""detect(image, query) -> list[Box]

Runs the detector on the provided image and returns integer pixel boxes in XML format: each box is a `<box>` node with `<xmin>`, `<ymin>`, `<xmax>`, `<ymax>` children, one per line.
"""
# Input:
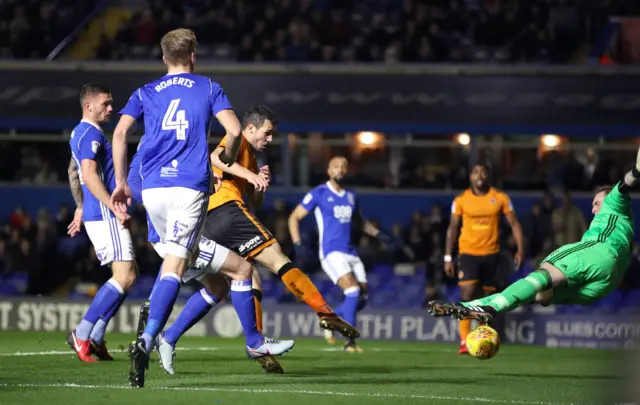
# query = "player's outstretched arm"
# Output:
<box><xmin>620</xmin><ymin>146</ymin><xmax>640</xmax><ymax>193</ymax></box>
<box><xmin>209</xmin><ymin>147</ymin><xmax>268</xmax><ymax>191</ymax></box>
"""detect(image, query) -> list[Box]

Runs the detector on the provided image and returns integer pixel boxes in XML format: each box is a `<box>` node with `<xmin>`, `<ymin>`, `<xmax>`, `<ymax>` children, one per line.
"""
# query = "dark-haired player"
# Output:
<box><xmin>66</xmin><ymin>84</ymin><xmax>137</xmax><ymax>363</ymax></box>
<box><xmin>429</xmin><ymin>150</ymin><xmax>639</xmax><ymax>323</ymax></box>
<box><xmin>444</xmin><ymin>164</ymin><xmax>524</xmax><ymax>354</ymax></box>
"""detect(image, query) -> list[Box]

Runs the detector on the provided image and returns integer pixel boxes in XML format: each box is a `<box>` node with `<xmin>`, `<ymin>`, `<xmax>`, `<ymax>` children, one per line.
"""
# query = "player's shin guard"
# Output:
<box><xmin>252</xmin><ymin>289</ymin><xmax>263</xmax><ymax>334</ymax></box>
<box><xmin>164</xmin><ymin>288</ymin><xmax>218</xmax><ymax>347</ymax></box>
<box><xmin>90</xmin><ymin>293</ymin><xmax>127</xmax><ymax>344</ymax></box>
<box><xmin>277</xmin><ymin>263</ymin><xmax>333</xmax><ymax>314</ymax></box>
<box><xmin>341</xmin><ymin>286</ymin><xmax>360</xmax><ymax>328</ymax></box>
<box><xmin>230</xmin><ymin>280</ymin><xmax>263</xmax><ymax>349</ymax></box>
<box><xmin>141</xmin><ymin>273</ymin><xmax>181</xmax><ymax>353</ymax></box>
<box><xmin>76</xmin><ymin>279</ymin><xmax>125</xmax><ymax>340</ymax></box>
<box><xmin>466</xmin><ymin>270</ymin><xmax>552</xmax><ymax>312</ymax></box>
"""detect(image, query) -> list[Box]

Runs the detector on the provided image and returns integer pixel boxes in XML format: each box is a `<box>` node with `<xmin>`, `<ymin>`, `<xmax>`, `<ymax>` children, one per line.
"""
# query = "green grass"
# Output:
<box><xmin>0</xmin><ymin>332</ymin><xmax>629</xmax><ymax>405</ymax></box>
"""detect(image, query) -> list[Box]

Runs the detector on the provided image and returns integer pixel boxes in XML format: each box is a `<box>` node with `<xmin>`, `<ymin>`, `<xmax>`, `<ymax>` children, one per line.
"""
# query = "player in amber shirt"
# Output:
<box><xmin>206</xmin><ymin>106</ymin><xmax>359</xmax><ymax>338</ymax></box>
<box><xmin>444</xmin><ymin>164</ymin><xmax>524</xmax><ymax>355</ymax></box>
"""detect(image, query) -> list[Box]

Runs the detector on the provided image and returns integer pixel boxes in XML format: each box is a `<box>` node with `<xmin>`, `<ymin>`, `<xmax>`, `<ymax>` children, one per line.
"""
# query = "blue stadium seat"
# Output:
<box><xmin>592</xmin><ymin>289</ymin><xmax>624</xmax><ymax>313</ymax></box>
<box><xmin>445</xmin><ymin>285</ymin><xmax>461</xmax><ymax>302</ymax></box>
<box><xmin>618</xmin><ymin>290</ymin><xmax>640</xmax><ymax>314</ymax></box>
<box><xmin>370</xmin><ymin>264</ymin><xmax>394</xmax><ymax>278</ymax></box>
<box><xmin>128</xmin><ymin>275</ymin><xmax>156</xmax><ymax>299</ymax></box>
<box><xmin>0</xmin><ymin>273</ymin><xmax>28</xmax><ymax>295</ymax></box>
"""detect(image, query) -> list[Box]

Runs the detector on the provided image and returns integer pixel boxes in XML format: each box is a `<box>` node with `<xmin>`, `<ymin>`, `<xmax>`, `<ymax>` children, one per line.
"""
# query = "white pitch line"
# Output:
<box><xmin>0</xmin><ymin>383</ymin><xmax>572</xmax><ymax>405</ymax></box>
<box><xmin>0</xmin><ymin>347</ymin><xmax>218</xmax><ymax>357</ymax></box>
<box><xmin>0</xmin><ymin>347</ymin><xmax>417</xmax><ymax>357</ymax></box>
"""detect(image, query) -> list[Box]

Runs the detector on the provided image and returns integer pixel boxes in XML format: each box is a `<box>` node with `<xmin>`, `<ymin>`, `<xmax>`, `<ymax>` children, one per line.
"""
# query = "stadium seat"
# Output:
<box><xmin>0</xmin><ymin>273</ymin><xmax>28</xmax><ymax>295</ymax></box>
<box><xmin>444</xmin><ymin>285</ymin><xmax>461</xmax><ymax>302</ymax></box>
<box><xmin>370</xmin><ymin>264</ymin><xmax>394</xmax><ymax>278</ymax></box>
<box><xmin>618</xmin><ymin>290</ymin><xmax>640</xmax><ymax>314</ymax></box>
<box><xmin>589</xmin><ymin>290</ymin><xmax>623</xmax><ymax>313</ymax></box>
<box><xmin>128</xmin><ymin>275</ymin><xmax>156</xmax><ymax>299</ymax></box>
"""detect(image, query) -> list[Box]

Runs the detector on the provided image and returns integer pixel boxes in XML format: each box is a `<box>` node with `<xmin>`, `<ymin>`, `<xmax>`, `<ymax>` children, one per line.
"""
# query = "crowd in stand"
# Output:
<box><xmin>0</xmin><ymin>0</ymin><xmax>95</xmax><ymax>59</ymax></box>
<box><xmin>102</xmin><ymin>0</ymin><xmax>625</xmax><ymax>63</ymax></box>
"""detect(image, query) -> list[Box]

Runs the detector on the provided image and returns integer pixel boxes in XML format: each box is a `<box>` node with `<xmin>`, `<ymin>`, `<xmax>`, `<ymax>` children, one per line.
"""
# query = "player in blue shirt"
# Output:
<box><xmin>65</xmin><ymin>84</ymin><xmax>137</xmax><ymax>363</ymax></box>
<box><xmin>110</xmin><ymin>29</ymin><xmax>288</xmax><ymax>387</ymax></box>
<box><xmin>288</xmin><ymin>157</ymin><xmax>408</xmax><ymax>352</ymax></box>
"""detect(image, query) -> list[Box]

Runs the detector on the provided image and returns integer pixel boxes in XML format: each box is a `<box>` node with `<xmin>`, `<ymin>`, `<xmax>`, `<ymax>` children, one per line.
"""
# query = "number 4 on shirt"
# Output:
<box><xmin>162</xmin><ymin>99</ymin><xmax>189</xmax><ymax>140</ymax></box>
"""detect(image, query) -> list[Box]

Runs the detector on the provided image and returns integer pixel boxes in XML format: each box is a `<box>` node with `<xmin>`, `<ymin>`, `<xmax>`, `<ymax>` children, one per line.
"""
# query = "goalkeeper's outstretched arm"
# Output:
<box><xmin>620</xmin><ymin>147</ymin><xmax>640</xmax><ymax>193</ymax></box>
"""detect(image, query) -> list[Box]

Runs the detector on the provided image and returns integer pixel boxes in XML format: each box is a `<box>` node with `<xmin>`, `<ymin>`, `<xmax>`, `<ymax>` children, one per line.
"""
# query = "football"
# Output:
<box><xmin>465</xmin><ymin>325</ymin><xmax>500</xmax><ymax>360</ymax></box>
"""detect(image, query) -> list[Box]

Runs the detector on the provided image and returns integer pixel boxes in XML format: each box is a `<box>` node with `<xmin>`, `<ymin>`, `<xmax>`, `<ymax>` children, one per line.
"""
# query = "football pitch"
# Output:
<box><xmin>0</xmin><ymin>331</ymin><xmax>630</xmax><ymax>405</ymax></box>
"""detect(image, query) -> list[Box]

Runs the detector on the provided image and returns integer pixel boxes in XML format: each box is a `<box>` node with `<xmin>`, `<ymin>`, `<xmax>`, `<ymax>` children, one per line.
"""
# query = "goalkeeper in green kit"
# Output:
<box><xmin>428</xmin><ymin>148</ymin><xmax>639</xmax><ymax>323</ymax></box>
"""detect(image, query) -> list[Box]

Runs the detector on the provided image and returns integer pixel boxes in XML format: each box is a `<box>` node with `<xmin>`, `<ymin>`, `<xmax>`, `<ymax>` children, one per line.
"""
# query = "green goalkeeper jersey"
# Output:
<box><xmin>581</xmin><ymin>181</ymin><xmax>634</xmax><ymax>267</ymax></box>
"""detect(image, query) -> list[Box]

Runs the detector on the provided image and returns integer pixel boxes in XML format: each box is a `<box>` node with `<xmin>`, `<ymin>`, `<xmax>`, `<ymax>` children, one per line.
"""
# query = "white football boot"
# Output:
<box><xmin>155</xmin><ymin>333</ymin><xmax>176</xmax><ymax>375</ymax></box>
<box><xmin>246</xmin><ymin>338</ymin><xmax>295</xmax><ymax>359</ymax></box>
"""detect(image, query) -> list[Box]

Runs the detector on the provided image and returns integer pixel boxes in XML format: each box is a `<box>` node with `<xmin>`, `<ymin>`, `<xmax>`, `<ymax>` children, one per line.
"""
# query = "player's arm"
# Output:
<box><xmin>356</xmin><ymin>208</ymin><xmax>415</xmax><ymax>259</ymax></box>
<box><xmin>444</xmin><ymin>198</ymin><xmax>463</xmax><ymax>277</ymax></box>
<box><xmin>288</xmin><ymin>205</ymin><xmax>310</xmax><ymax>245</ymax></box>
<box><xmin>216</xmin><ymin>110</ymin><xmax>242</xmax><ymax>166</ymax></box>
<box><xmin>502</xmin><ymin>194</ymin><xmax>524</xmax><ymax>268</ymax></box>
<box><xmin>209</xmin><ymin>81</ymin><xmax>241</xmax><ymax>166</ymax></box>
<box><xmin>209</xmin><ymin>146</ymin><xmax>267</xmax><ymax>191</ymax></box>
<box><xmin>81</xmin><ymin>159</ymin><xmax>113</xmax><ymax>209</ymax></box>
<box><xmin>619</xmin><ymin>148</ymin><xmax>640</xmax><ymax>193</ymax></box>
<box><xmin>68</xmin><ymin>158</ymin><xmax>83</xmax><ymax>208</ymax></box>
<box><xmin>112</xmin><ymin>115</ymin><xmax>136</xmax><ymax>186</ymax></box>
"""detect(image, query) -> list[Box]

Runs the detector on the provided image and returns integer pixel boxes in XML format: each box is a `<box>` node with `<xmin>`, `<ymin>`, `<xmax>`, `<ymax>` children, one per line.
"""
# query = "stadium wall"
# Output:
<box><xmin>0</xmin><ymin>297</ymin><xmax>637</xmax><ymax>350</ymax></box>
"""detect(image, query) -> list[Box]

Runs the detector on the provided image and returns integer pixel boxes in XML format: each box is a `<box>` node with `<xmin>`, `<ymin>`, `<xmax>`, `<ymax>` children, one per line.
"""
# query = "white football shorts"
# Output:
<box><xmin>142</xmin><ymin>187</ymin><xmax>208</xmax><ymax>259</ymax></box>
<box><xmin>320</xmin><ymin>251</ymin><xmax>367</xmax><ymax>285</ymax></box>
<box><xmin>153</xmin><ymin>235</ymin><xmax>229</xmax><ymax>283</ymax></box>
<box><xmin>84</xmin><ymin>218</ymin><xmax>134</xmax><ymax>266</ymax></box>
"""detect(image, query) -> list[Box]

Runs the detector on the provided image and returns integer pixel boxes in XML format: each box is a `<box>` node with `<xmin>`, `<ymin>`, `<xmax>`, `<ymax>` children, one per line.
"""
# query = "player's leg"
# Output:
<box><xmin>156</xmin><ymin>272</ymin><xmax>230</xmax><ymax>375</ymax></box>
<box><xmin>252</xmin><ymin>270</ymin><xmax>263</xmax><ymax>334</ymax></box>
<box><xmin>320</xmin><ymin>252</ymin><xmax>362</xmax><ymax>351</ymax></box>
<box><xmin>253</xmin><ymin>243</ymin><xmax>359</xmax><ymax>339</ymax></box>
<box><xmin>210</xmin><ymin>201</ymin><xmax>359</xmax><ymax>339</ymax></box>
<box><xmin>456</xmin><ymin>254</ymin><xmax>483</xmax><ymax>354</ymax></box>
<box><xmin>130</xmin><ymin>187</ymin><xmax>205</xmax><ymax>388</ymax></box>
<box><xmin>68</xmin><ymin>219</ymin><xmax>136</xmax><ymax>362</ymax></box>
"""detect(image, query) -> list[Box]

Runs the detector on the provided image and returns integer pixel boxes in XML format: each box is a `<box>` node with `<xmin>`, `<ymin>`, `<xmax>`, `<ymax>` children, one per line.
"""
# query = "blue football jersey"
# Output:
<box><xmin>69</xmin><ymin>120</ymin><xmax>116</xmax><ymax>222</ymax></box>
<box><xmin>128</xmin><ymin>135</ymin><xmax>146</xmax><ymax>205</ymax></box>
<box><xmin>119</xmin><ymin>73</ymin><xmax>233</xmax><ymax>193</ymax></box>
<box><xmin>300</xmin><ymin>182</ymin><xmax>358</xmax><ymax>258</ymax></box>
<box><xmin>128</xmin><ymin>136</ymin><xmax>160</xmax><ymax>244</ymax></box>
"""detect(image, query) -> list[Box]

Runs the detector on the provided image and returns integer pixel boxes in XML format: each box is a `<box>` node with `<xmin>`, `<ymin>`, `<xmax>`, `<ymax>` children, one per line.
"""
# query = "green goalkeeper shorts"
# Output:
<box><xmin>541</xmin><ymin>241</ymin><xmax>619</xmax><ymax>305</ymax></box>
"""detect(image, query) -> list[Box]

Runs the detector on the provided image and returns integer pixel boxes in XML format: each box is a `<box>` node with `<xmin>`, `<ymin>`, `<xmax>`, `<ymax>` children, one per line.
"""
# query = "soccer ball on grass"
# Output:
<box><xmin>465</xmin><ymin>325</ymin><xmax>500</xmax><ymax>360</ymax></box>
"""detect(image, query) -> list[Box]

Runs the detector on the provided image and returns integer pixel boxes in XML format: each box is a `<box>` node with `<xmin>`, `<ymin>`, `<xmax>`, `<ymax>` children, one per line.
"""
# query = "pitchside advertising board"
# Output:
<box><xmin>0</xmin><ymin>297</ymin><xmax>638</xmax><ymax>350</ymax></box>
<box><xmin>1</xmin><ymin>62</ymin><xmax>640</xmax><ymax>134</ymax></box>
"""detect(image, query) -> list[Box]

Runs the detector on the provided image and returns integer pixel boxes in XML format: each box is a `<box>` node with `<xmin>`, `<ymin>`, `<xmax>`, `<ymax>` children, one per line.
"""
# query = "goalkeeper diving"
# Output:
<box><xmin>428</xmin><ymin>147</ymin><xmax>640</xmax><ymax>323</ymax></box>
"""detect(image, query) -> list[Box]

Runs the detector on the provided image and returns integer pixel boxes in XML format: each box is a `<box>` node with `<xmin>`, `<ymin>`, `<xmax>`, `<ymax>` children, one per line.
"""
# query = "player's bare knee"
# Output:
<box><xmin>337</xmin><ymin>273</ymin><xmax>359</xmax><ymax>290</ymax></box>
<box><xmin>251</xmin><ymin>269</ymin><xmax>262</xmax><ymax>290</ymax></box>
<box><xmin>201</xmin><ymin>273</ymin><xmax>230</xmax><ymax>299</ymax></box>
<box><xmin>111</xmin><ymin>261</ymin><xmax>137</xmax><ymax>290</ymax></box>
<box><xmin>220</xmin><ymin>251</ymin><xmax>252</xmax><ymax>281</ymax></box>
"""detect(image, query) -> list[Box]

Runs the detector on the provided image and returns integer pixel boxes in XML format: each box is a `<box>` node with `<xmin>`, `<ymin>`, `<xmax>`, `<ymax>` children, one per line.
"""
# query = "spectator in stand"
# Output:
<box><xmin>551</xmin><ymin>192</ymin><xmax>588</xmax><ymax>246</ymax></box>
